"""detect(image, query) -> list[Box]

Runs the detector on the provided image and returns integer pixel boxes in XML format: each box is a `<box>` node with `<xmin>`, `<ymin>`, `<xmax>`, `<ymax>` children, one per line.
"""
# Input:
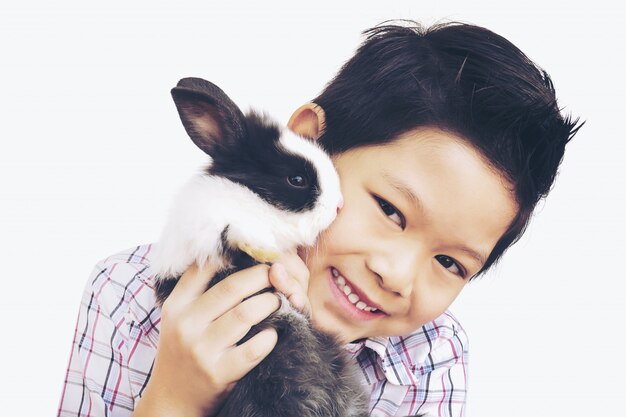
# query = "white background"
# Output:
<box><xmin>1</xmin><ymin>1</ymin><xmax>624</xmax><ymax>416</ymax></box>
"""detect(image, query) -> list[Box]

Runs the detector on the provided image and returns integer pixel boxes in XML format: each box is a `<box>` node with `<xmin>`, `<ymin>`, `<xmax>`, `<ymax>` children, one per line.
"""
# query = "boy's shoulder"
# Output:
<box><xmin>86</xmin><ymin>243</ymin><xmax>159</xmax><ymax>322</ymax></box>
<box><xmin>92</xmin><ymin>243</ymin><xmax>157</xmax><ymax>285</ymax></box>
<box><xmin>96</xmin><ymin>243</ymin><xmax>156</xmax><ymax>271</ymax></box>
<box><xmin>389</xmin><ymin>310</ymin><xmax>468</xmax><ymax>367</ymax></box>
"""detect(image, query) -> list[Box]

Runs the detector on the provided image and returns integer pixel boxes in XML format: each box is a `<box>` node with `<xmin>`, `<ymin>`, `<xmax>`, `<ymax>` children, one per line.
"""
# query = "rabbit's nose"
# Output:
<box><xmin>337</xmin><ymin>197</ymin><xmax>344</xmax><ymax>213</ymax></box>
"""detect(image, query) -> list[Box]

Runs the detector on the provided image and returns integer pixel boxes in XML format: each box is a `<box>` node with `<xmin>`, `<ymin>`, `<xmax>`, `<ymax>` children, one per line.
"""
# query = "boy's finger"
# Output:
<box><xmin>274</xmin><ymin>250</ymin><xmax>310</xmax><ymax>290</ymax></box>
<box><xmin>206</xmin><ymin>291</ymin><xmax>280</xmax><ymax>349</ymax></box>
<box><xmin>167</xmin><ymin>261</ymin><xmax>220</xmax><ymax>304</ymax></box>
<box><xmin>268</xmin><ymin>263</ymin><xmax>309</xmax><ymax>313</ymax></box>
<box><xmin>189</xmin><ymin>264</ymin><xmax>273</xmax><ymax>323</ymax></box>
<box><xmin>218</xmin><ymin>328</ymin><xmax>278</xmax><ymax>382</ymax></box>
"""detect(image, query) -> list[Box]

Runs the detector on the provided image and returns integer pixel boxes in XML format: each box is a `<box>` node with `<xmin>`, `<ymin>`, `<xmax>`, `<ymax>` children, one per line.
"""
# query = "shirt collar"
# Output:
<box><xmin>344</xmin><ymin>335</ymin><xmax>417</xmax><ymax>386</ymax></box>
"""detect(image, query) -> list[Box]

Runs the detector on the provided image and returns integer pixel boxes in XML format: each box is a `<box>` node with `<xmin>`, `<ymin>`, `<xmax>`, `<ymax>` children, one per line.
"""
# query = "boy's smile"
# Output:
<box><xmin>301</xmin><ymin>127</ymin><xmax>518</xmax><ymax>343</ymax></box>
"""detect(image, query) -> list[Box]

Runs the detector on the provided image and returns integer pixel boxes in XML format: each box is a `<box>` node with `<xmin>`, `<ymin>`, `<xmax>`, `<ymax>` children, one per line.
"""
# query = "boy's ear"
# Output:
<box><xmin>287</xmin><ymin>102</ymin><xmax>326</xmax><ymax>140</ymax></box>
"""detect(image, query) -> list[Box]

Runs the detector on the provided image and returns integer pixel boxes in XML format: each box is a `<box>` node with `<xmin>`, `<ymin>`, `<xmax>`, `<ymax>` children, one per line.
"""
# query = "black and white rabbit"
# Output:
<box><xmin>151</xmin><ymin>77</ymin><xmax>369</xmax><ymax>417</ymax></box>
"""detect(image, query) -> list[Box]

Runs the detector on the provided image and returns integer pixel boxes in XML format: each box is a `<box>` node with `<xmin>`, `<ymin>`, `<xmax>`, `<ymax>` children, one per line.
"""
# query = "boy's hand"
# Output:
<box><xmin>135</xmin><ymin>262</ymin><xmax>281</xmax><ymax>417</ymax></box>
<box><xmin>134</xmin><ymin>252</ymin><xmax>312</xmax><ymax>417</ymax></box>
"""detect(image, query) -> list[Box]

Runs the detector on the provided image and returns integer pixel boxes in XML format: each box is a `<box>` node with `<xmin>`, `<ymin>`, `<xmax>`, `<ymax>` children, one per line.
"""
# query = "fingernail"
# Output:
<box><xmin>292</xmin><ymin>294</ymin><xmax>304</xmax><ymax>311</ymax></box>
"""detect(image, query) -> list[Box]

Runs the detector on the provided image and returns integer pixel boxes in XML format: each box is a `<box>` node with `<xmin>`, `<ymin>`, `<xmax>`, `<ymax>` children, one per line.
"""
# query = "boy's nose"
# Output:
<box><xmin>367</xmin><ymin>252</ymin><xmax>417</xmax><ymax>298</ymax></box>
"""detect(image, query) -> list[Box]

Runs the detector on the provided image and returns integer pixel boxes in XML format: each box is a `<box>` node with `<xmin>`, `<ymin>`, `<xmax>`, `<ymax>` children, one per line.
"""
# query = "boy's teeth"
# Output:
<box><xmin>343</xmin><ymin>285</ymin><xmax>351</xmax><ymax>296</ymax></box>
<box><xmin>332</xmin><ymin>267</ymin><xmax>379</xmax><ymax>313</ymax></box>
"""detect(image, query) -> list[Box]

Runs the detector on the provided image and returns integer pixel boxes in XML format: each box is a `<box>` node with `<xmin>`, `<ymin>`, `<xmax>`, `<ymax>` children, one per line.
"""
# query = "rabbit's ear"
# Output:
<box><xmin>171</xmin><ymin>78</ymin><xmax>246</xmax><ymax>155</ymax></box>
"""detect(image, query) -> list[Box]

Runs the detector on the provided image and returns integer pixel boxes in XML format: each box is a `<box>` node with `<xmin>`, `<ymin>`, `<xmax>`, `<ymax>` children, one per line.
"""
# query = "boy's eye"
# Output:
<box><xmin>374</xmin><ymin>196</ymin><xmax>405</xmax><ymax>228</ymax></box>
<box><xmin>435</xmin><ymin>255</ymin><xmax>467</xmax><ymax>279</ymax></box>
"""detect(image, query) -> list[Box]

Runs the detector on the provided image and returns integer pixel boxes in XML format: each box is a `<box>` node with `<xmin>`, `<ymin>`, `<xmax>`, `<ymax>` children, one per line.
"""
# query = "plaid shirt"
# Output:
<box><xmin>57</xmin><ymin>244</ymin><xmax>468</xmax><ymax>417</ymax></box>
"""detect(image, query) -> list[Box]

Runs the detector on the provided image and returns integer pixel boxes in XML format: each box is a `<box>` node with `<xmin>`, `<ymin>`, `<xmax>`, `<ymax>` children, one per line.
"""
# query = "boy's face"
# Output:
<box><xmin>302</xmin><ymin>127</ymin><xmax>518</xmax><ymax>343</ymax></box>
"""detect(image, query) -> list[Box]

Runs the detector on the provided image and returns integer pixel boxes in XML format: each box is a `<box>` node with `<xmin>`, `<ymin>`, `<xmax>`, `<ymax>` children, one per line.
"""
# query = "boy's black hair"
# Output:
<box><xmin>313</xmin><ymin>21</ymin><xmax>583</xmax><ymax>278</ymax></box>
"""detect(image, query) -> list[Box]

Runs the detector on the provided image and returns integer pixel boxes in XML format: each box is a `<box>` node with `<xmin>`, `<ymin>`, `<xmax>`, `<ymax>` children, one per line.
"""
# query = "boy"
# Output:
<box><xmin>57</xmin><ymin>21</ymin><xmax>581</xmax><ymax>417</ymax></box>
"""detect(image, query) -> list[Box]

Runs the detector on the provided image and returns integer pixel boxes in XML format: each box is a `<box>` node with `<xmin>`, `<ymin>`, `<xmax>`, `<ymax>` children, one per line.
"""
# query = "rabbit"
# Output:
<box><xmin>151</xmin><ymin>77</ymin><xmax>370</xmax><ymax>417</ymax></box>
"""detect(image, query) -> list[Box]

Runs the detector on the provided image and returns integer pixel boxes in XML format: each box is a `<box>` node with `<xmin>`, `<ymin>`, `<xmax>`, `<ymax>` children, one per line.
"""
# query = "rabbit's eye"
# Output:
<box><xmin>287</xmin><ymin>175</ymin><xmax>308</xmax><ymax>187</ymax></box>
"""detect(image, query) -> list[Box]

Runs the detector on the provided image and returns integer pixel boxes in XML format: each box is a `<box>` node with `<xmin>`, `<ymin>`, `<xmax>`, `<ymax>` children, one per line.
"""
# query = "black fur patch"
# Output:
<box><xmin>207</xmin><ymin>112</ymin><xmax>321</xmax><ymax>213</ymax></box>
<box><xmin>154</xmin><ymin>276</ymin><xmax>179</xmax><ymax>306</ymax></box>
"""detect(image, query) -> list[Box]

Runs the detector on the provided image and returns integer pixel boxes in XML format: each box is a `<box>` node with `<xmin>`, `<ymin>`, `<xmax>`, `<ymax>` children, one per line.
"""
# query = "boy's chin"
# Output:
<box><xmin>311</xmin><ymin>315</ymin><xmax>358</xmax><ymax>343</ymax></box>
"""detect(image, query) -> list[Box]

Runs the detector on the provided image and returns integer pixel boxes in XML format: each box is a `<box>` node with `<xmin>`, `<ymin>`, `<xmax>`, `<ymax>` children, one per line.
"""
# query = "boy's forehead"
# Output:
<box><xmin>377</xmin><ymin>127</ymin><xmax>515</xmax><ymax>191</ymax></box>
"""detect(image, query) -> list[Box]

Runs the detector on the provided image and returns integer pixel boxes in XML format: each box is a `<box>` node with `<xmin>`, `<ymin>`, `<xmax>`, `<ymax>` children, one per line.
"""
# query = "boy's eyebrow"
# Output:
<box><xmin>455</xmin><ymin>246</ymin><xmax>487</xmax><ymax>268</ymax></box>
<box><xmin>381</xmin><ymin>171</ymin><xmax>487</xmax><ymax>268</ymax></box>
<box><xmin>381</xmin><ymin>171</ymin><xmax>425</xmax><ymax>217</ymax></box>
